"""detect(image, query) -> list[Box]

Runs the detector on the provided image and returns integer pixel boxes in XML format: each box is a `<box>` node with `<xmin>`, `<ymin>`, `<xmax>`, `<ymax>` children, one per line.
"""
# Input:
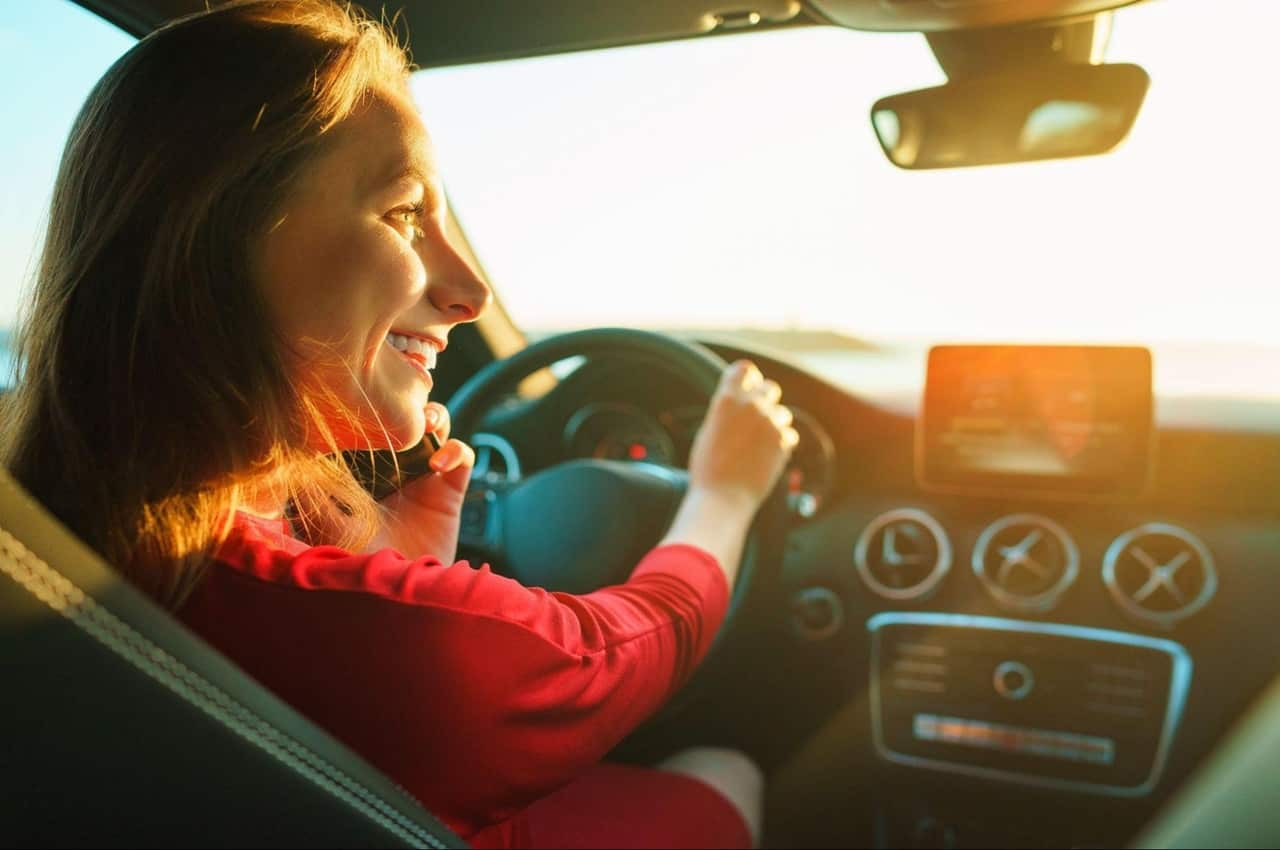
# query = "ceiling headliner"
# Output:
<box><xmin>75</xmin><ymin>0</ymin><xmax>1144</xmax><ymax>68</ymax></box>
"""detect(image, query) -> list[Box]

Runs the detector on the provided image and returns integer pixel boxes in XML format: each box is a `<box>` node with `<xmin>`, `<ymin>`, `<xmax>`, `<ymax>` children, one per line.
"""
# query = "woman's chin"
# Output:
<box><xmin>382</xmin><ymin>411</ymin><xmax>427</xmax><ymax>452</ymax></box>
<box><xmin>319</xmin><ymin>407</ymin><xmax>425</xmax><ymax>454</ymax></box>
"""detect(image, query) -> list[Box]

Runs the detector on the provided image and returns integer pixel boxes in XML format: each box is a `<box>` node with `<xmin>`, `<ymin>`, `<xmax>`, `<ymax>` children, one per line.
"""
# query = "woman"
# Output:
<box><xmin>2</xmin><ymin>1</ymin><xmax>798</xmax><ymax>847</ymax></box>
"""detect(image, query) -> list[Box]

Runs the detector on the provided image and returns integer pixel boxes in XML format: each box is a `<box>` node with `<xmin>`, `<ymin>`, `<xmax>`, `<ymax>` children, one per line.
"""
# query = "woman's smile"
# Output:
<box><xmin>385</xmin><ymin>330</ymin><xmax>441</xmax><ymax>388</ymax></box>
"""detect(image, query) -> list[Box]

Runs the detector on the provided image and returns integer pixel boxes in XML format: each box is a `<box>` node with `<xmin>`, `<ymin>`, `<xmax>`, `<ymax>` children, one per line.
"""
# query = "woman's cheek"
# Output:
<box><xmin>388</xmin><ymin>236</ymin><xmax>429</xmax><ymax>306</ymax></box>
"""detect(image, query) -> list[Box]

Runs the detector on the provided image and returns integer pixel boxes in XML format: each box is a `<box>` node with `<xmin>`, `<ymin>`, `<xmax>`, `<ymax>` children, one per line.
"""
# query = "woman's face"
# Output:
<box><xmin>258</xmin><ymin>87</ymin><xmax>491</xmax><ymax>452</ymax></box>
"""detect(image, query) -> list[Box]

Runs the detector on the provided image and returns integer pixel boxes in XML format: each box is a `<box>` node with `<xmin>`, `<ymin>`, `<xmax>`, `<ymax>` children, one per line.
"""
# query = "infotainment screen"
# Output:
<box><xmin>918</xmin><ymin>345</ymin><xmax>1153</xmax><ymax>499</ymax></box>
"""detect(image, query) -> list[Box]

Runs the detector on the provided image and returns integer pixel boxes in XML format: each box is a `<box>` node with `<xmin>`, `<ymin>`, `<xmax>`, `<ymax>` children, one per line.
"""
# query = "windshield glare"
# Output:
<box><xmin>411</xmin><ymin>2</ymin><xmax>1279</xmax><ymax>402</ymax></box>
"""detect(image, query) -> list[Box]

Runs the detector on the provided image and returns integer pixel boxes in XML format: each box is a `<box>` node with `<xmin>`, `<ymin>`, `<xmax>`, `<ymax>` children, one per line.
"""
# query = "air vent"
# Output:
<box><xmin>971</xmin><ymin>514</ymin><xmax>1079</xmax><ymax>613</ymax></box>
<box><xmin>887</xmin><ymin>637</ymin><xmax>950</xmax><ymax>695</ymax></box>
<box><xmin>1086</xmin><ymin>662</ymin><xmax>1154</xmax><ymax>722</ymax></box>
<box><xmin>1103</xmin><ymin>524</ymin><xmax>1216</xmax><ymax>627</ymax></box>
<box><xmin>854</xmin><ymin>509</ymin><xmax>953</xmax><ymax>600</ymax></box>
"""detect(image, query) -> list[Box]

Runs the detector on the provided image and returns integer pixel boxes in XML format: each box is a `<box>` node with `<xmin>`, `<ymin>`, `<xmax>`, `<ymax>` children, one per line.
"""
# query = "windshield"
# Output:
<box><xmin>411</xmin><ymin>1</ymin><xmax>1279</xmax><ymax>408</ymax></box>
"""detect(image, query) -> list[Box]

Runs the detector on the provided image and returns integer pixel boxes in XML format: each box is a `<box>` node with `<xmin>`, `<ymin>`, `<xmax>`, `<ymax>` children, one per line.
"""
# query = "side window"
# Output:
<box><xmin>0</xmin><ymin>1</ymin><xmax>134</xmax><ymax>379</ymax></box>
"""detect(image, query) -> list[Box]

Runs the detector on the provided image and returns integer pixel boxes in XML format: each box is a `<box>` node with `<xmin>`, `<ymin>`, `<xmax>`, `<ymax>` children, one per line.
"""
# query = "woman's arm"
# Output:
<box><xmin>363</xmin><ymin>360</ymin><xmax>796</xmax><ymax>575</ymax></box>
<box><xmin>660</xmin><ymin>487</ymin><xmax>754</xmax><ymax>586</ymax></box>
<box><xmin>660</xmin><ymin>360</ymin><xmax>798</xmax><ymax>586</ymax></box>
<box><xmin>185</xmin><ymin>523</ymin><xmax>731</xmax><ymax>838</ymax></box>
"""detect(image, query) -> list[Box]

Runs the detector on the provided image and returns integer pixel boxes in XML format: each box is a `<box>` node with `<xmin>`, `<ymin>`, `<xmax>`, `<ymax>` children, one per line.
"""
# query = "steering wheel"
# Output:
<box><xmin>354</xmin><ymin>327</ymin><xmax>788</xmax><ymax>706</ymax></box>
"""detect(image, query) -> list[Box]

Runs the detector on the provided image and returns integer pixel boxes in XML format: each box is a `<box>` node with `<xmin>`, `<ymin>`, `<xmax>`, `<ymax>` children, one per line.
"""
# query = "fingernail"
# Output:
<box><xmin>424</xmin><ymin>408</ymin><xmax>439</xmax><ymax>426</ymax></box>
<box><xmin>429</xmin><ymin>443</ymin><xmax>453</xmax><ymax>471</ymax></box>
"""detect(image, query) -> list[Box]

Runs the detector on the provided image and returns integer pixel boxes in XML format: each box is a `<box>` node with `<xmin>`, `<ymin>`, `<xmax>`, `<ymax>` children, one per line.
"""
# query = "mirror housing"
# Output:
<box><xmin>871</xmin><ymin>62</ymin><xmax>1150</xmax><ymax>170</ymax></box>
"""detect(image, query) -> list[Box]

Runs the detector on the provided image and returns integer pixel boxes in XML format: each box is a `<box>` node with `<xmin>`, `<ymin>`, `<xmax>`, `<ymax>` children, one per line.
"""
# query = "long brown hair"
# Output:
<box><xmin>2</xmin><ymin>0</ymin><xmax>411</xmax><ymax>606</ymax></box>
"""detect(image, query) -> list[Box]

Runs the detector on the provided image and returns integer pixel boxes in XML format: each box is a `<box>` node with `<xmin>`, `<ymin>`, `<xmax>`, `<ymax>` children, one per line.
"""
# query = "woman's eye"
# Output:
<box><xmin>390</xmin><ymin>204</ymin><xmax>425</xmax><ymax>239</ymax></box>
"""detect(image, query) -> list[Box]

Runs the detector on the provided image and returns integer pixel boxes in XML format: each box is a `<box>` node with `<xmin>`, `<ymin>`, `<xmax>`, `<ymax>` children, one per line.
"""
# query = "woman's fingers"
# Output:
<box><xmin>424</xmin><ymin>401</ymin><xmax>451</xmax><ymax>444</ymax></box>
<box><xmin>428</xmin><ymin>438</ymin><xmax>475</xmax><ymax>474</ymax></box>
<box><xmin>721</xmin><ymin>360</ymin><xmax>762</xmax><ymax>394</ymax></box>
<box><xmin>770</xmin><ymin>404</ymin><xmax>794</xmax><ymax>430</ymax></box>
<box><xmin>720</xmin><ymin>362</ymin><xmax>791</xmax><ymax>436</ymax></box>
<box><xmin>757</xmin><ymin>379</ymin><xmax>782</xmax><ymax>406</ymax></box>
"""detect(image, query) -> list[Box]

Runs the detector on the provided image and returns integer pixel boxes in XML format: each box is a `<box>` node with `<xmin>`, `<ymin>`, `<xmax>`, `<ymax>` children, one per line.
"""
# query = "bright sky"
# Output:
<box><xmin>2</xmin><ymin>0</ymin><xmax>1277</xmax><ymax>354</ymax></box>
<box><xmin>411</xmin><ymin>0</ymin><xmax>1280</xmax><ymax>348</ymax></box>
<box><xmin>0</xmin><ymin>0</ymin><xmax>133</xmax><ymax>323</ymax></box>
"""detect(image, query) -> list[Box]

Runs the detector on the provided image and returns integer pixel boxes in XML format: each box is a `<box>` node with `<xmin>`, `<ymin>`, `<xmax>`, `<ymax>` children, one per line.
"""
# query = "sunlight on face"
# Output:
<box><xmin>257</xmin><ymin>89</ymin><xmax>490</xmax><ymax>452</ymax></box>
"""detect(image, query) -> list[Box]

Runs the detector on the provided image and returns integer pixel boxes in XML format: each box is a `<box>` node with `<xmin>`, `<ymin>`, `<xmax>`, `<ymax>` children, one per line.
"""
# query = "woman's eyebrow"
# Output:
<box><xmin>363</xmin><ymin>155</ymin><xmax>436</xmax><ymax>196</ymax></box>
<box><xmin>388</xmin><ymin>164</ymin><xmax>446</xmax><ymax>208</ymax></box>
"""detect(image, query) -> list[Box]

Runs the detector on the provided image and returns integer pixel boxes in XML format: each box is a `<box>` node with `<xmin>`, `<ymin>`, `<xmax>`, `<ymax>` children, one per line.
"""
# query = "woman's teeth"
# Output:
<box><xmin>386</xmin><ymin>332</ymin><xmax>438</xmax><ymax>369</ymax></box>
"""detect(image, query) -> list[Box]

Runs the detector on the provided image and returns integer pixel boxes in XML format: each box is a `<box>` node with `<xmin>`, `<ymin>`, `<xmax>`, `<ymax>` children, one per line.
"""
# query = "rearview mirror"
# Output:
<box><xmin>871</xmin><ymin>63</ymin><xmax>1150</xmax><ymax>169</ymax></box>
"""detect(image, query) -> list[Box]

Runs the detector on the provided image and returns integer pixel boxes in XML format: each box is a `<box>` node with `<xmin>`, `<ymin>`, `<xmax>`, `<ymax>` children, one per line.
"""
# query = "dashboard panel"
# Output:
<box><xmin>719</xmin><ymin>342</ymin><xmax>1277</xmax><ymax>848</ymax></box>
<box><xmin>468</xmin><ymin>340</ymin><xmax>1280</xmax><ymax>848</ymax></box>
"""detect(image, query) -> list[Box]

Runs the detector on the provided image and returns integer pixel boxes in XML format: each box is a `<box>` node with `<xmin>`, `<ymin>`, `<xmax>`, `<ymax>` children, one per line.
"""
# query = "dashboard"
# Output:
<box><xmin>463</xmin><ymin>340</ymin><xmax>1280</xmax><ymax>848</ymax></box>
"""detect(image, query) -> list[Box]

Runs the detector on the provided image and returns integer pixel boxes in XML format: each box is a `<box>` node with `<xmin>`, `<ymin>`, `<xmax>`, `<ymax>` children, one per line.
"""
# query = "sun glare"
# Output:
<box><xmin>412</xmin><ymin>0</ymin><xmax>1279</xmax><ymax>353</ymax></box>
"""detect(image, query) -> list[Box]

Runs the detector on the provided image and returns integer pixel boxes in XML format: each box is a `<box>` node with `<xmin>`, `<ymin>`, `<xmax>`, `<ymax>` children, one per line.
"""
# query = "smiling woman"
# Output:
<box><xmin>2</xmin><ymin>0</ymin><xmax>417</xmax><ymax>604</ymax></box>
<box><xmin>0</xmin><ymin>2</ymin><xmax>796</xmax><ymax>847</ymax></box>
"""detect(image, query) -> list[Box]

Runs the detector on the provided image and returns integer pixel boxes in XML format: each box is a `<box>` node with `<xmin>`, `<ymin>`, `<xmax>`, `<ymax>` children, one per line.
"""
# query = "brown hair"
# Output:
<box><xmin>2</xmin><ymin>0</ymin><xmax>412</xmax><ymax>606</ymax></box>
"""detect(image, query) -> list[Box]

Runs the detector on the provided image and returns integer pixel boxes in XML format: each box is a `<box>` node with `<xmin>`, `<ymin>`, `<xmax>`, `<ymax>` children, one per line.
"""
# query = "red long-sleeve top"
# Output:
<box><xmin>177</xmin><ymin>513</ymin><xmax>730</xmax><ymax>847</ymax></box>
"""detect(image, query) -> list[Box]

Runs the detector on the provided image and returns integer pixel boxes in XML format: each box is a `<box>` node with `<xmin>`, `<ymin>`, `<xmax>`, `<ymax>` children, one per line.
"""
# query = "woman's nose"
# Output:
<box><xmin>424</xmin><ymin>230</ymin><xmax>492</xmax><ymax>323</ymax></box>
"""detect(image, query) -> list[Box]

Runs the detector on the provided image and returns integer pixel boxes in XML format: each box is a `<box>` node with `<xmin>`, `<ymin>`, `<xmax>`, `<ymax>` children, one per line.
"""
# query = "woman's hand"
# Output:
<box><xmin>661</xmin><ymin>360</ymin><xmax>798</xmax><ymax>584</ymax></box>
<box><xmin>687</xmin><ymin>360</ymin><xmax>799</xmax><ymax>513</ymax></box>
<box><xmin>370</xmin><ymin>401</ymin><xmax>475</xmax><ymax>562</ymax></box>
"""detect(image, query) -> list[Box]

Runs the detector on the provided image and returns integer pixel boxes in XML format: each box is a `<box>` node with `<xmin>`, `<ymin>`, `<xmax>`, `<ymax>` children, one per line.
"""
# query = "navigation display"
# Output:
<box><xmin>918</xmin><ymin>346</ymin><xmax>1153</xmax><ymax>498</ymax></box>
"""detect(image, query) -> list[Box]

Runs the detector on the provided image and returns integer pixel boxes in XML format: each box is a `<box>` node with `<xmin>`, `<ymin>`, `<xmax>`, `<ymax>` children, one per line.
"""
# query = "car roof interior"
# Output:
<box><xmin>80</xmin><ymin>0</ymin><xmax>1148</xmax><ymax>64</ymax></box>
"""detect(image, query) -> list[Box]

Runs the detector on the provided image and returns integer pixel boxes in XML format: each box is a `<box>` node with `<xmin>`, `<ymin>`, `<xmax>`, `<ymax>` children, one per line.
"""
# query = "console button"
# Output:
<box><xmin>993</xmin><ymin>660</ymin><xmax>1035</xmax><ymax>701</ymax></box>
<box><xmin>790</xmin><ymin>586</ymin><xmax>844</xmax><ymax>641</ymax></box>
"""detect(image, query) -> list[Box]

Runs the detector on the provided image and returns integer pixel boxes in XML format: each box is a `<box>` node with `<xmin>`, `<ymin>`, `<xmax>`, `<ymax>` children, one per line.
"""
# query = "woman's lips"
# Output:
<box><xmin>385</xmin><ymin>338</ymin><xmax>434</xmax><ymax>388</ymax></box>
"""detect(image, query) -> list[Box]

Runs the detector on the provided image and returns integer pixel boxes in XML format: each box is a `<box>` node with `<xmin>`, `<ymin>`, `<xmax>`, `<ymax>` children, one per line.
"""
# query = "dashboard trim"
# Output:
<box><xmin>866</xmin><ymin>612</ymin><xmax>1193</xmax><ymax>798</ymax></box>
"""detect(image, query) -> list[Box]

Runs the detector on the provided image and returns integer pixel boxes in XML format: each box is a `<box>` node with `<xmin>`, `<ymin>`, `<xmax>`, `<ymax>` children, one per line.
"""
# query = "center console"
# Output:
<box><xmin>869</xmin><ymin>613</ymin><xmax>1191</xmax><ymax>796</ymax></box>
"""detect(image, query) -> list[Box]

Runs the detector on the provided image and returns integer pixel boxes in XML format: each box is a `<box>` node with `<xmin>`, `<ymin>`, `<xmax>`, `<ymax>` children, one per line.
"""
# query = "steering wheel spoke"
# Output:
<box><xmin>458</xmin><ymin>480</ymin><xmax>506</xmax><ymax>554</ymax></box>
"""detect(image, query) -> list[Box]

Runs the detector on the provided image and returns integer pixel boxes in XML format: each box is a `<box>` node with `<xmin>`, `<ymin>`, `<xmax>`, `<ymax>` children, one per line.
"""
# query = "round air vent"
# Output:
<box><xmin>971</xmin><ymin>514</ymin><xmax>1079</xmax><ymax>613</ymax></box>
<box><xmin>1103</xmin><ymin>523</ymin><xmax>1216</xmax><ymax>627</ymax></box>
<box><xmin>854</xmin><ymin>509</ymin><xmax>952</xmax><ymax>600</ymax></box>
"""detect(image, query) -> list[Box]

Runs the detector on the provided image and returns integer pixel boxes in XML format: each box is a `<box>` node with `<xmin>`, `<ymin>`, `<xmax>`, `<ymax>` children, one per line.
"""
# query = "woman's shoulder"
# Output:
<box><xmin>207</xmin><ymin>511</ymin><xmax>565</xmax><ymax>627</ymax></box>
<box><xmin>226</xmin><ymin>510</ymin><xmax>310</xmax><ymax>556</ymax></box>
<box><xmin>214</xmin><ymin>510</ymin><xmax>450</xmax><ymax>593</ymax></box>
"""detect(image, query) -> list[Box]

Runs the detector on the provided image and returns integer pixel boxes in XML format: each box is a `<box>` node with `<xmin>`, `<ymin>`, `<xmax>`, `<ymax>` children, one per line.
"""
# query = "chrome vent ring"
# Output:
<box><xmin>971</xmin><ymin>514</ymin><xmax>1079</xmax><ymax>613</ymax></box>
<box><xmin>854</xmin><ymin>508</ymin><xmax>953</xmax><ymax>601</ymax></box>
<box><xmin>1103</xmin><ymin>523</ymin><xmax>1216</xmax><ymax>627</ymax></box>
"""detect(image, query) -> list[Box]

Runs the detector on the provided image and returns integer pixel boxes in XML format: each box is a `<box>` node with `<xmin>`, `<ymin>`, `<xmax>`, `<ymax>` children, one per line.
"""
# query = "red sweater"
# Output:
<box><xmin>177</xmin><ymin>513</ymin><xmax>729</xmax><ymax>847</ymax></box>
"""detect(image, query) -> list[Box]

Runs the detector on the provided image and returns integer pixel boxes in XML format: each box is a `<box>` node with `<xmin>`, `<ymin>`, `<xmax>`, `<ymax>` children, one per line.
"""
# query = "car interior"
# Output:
<box><xmin>3</xmin><ymin>0</ymin><xmax>1278</xmax><ymax>847</ymax></box>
